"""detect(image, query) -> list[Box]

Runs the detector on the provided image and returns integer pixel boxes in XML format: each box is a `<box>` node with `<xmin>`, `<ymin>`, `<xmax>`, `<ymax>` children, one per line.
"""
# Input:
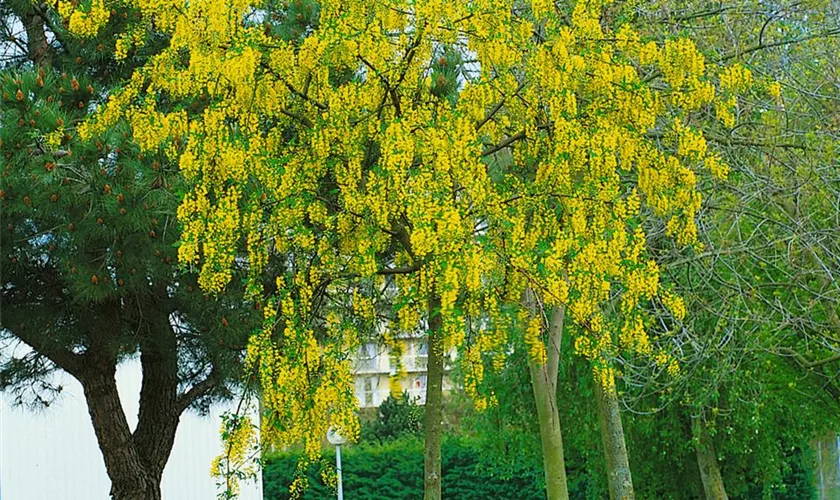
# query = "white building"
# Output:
<box><xmin>352</xmin><ymin>335</ymin><xmax>455</xmax><ymax>409</ymax></box>
<box><xmin>0</xmin><ymin>355</ymin><xmax>262</xmax><ymax>500</ymax></box>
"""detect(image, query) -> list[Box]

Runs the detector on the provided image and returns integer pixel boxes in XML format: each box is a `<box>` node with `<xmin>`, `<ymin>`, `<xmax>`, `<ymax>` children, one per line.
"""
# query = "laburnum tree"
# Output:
<box><xmin>0</xmin><ymin>2</ymin><xmax>262</xmax><ymax>499</ymax></box>
<box><xmin>63</xmin><ymin>0</ymin><xmax>757</xmax><ymax>498</ymax></box>
<box><xmin>446</xmin><ymin>2</ymin><xmax>840</xmax><ymax>499</ymax></box>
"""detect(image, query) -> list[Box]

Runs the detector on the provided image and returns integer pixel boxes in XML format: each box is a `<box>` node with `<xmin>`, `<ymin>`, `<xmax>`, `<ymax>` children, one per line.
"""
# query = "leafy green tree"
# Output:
<box><xmin>617</xmin><ymin>2</ymin><xmax>840</xmax><ymax>497</ymax></box>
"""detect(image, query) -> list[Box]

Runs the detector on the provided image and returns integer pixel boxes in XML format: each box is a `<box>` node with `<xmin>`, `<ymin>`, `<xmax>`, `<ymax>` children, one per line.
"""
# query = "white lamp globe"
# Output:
<box><xmin>327</xmin><ymin>427</ymin><xmax>347</xmax><ymax>446</ymax></box>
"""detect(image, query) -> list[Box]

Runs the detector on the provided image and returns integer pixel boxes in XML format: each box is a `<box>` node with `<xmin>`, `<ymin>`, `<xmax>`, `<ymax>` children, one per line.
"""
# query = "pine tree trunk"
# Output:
<box><xmin>81</xmin><ymin>365</ymin><xmax>162</xmax><ymax>500</ymax></box>
<box><xmin>424</xmin><ymin>294</ymin><xmax>444</xmax><ymax>500</ymax></box>
<box><xmin>21</xmin><ymin>11</ymin><xmax>51</xmax><ymax>65</ymax></box>
<box><xmin>692</xmin><ymin>415</ymin><xmax>729</xmax><ymax>500</ymax></box>
<box><xmin>529</xmin><ymin>306</ymin><xmax>570</xmax><ymax>500</ymax></box>
<box><xmin>80</xmin><ymin>306</ymin><xmax>181</xmax><ymax>500</ymax></box>
<box><xmin>594</xmin><ymin>372</ymin><xmax>634</xmax><ymax>500</ymax></box>
<box><xmin>133</xmin><ymin>311</ymin><xmax>181</xmax><ymax>482</ymax></box>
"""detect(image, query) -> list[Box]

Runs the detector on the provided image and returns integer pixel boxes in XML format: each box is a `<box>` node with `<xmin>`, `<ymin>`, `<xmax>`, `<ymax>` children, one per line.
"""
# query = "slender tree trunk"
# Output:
<box><xmin>528</xmin><ymin>305</ymin><xmax>570</xmax><ymax>500</ymax></box>
<box><xmin>594</xmin><ymin>371</ymin><xmax>634</xmax><ymax>500</ymax></box>
<box><xmin>424</xmin><ymin>294</ymin><xmax>444</xmax><ymax>500</ymax></box>
<box><xmin>692</xmin><ymin>415</ymin><xmax>729</xmax><ymax>500</ymax></box>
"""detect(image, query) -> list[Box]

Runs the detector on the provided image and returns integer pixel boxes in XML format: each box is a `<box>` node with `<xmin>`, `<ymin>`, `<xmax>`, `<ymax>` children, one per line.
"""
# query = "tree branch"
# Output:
<box><xmin>481</xmin><ymin>131</ymin><xmax>526</xmax><ymax>157</ymax></box>
<box><xmin>176</xmin><ymin>368</ymin><xmax>219</xmax><ymax>414</ymax></box>
<box><xmin>778</xmin><ymin>347</ymin><xmax>840</xmax><ymax>369</ymax></box>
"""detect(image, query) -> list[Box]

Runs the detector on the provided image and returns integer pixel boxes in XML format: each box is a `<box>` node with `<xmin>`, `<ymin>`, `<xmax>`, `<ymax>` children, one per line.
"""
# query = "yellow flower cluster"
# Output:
<box><xmin>716</xmin><ymin>95</ymin><xmax>737</xmax><ymax>128</ymax></box>
<box><xmin>715</xmin><ymin>64</ymin><xmax>754</xmax><ymax>128</ymax></box>
<box><xmin>58</xmin><ymin>0</ymin><xmax>109</xmax><ymax>38</ymax></box>
<box><xmin>45</xmin><ymin>129</ymin><xmax>63</xmax><ymax>149</ymax></box>
<box><xmin>176</xmin><ymin>185</ymin><xmax>210</xmax><ymax>266</ymax></box>
<box><xmin>768</xmin><ymin>81</ymin><xmax>782</xmax><ymax>101</ymax></box>
<box><xmin>462</xmin><ymin>346</ymin><xmax>487</xmax><ymax>411</ymax></box>
<box><xmin>661</xmin><ymin>290</ymin><xmax>687</xmax><ymax>321</ymax></box>
<box><xmin>197</xmin><ymin>187</ymin><xmax>241</xmax><ymax>293</ymax></box>
<box><xmin>594</xmin><ymin>365</ymin><xmax>617</xmax><ymax>392</ymax></box>
<box><xmin>78</xmin><ymin>72</ymin><xmax>144</xmax><ymax>141</ymax></box>
<box><xmin>619</xmin><ymin>316</ymin><xmax>651</xmax><ymax>354</ymax></box>
<box><xmin>525</xmin><ymin>315</ymin><xmax>548</xmax><ymax>365</ymax></box>
<box><xmin>127</xmin><ymin>106</ymin><xmax>187</xmax><ymax>154</ymax></box>
<box><xmin>115</xmin><ymin>30</ymin><xmax>146</xmax><ymax>61</ymax></box>
<box><xmin>705</xmin><ymin>153</ymin><xmax>730</xmax><ymax>181</ymax></box>
<box><xmin>352</xmin><ymin>291</ymin><xmax>376</xmax><ymax>323</ymax></box>
<box><xmin>673</xmin><ymin>119</ymin><xmax>707</xmax><ymax>160</ymax></box>
<box><xmin>719</xmin><ymin>64</ymin><xmax>753</xmax><ymax>93</ymax></box>
<box><xmin>210</xmin><ymin>413</ymin><xmax>256</xmax><ymax>498</ymax></box>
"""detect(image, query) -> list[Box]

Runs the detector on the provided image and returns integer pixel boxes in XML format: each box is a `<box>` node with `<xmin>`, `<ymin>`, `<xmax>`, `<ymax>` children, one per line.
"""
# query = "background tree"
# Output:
<box><xmin>614</xmin><ymin>1</ymin><xmax>840</xmax><ymax>497</ymax></box>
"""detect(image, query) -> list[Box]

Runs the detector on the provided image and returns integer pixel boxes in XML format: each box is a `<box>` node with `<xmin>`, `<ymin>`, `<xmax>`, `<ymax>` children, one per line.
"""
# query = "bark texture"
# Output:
<box><xmin>594</xmin><ymin>374</ymin><xmax>635</xmax><ymax>500</ymax></box>
<box><xmin>424</xmin><ymin>294</ymin><xmax>444</xmax><ymax>500</ymax></box>
<box><xmin>692</xmin><ymin>415</ymin><xmax>729</xmax><ymax>500</ymax></box>
<box><xmin>22</xmin><ymin>11</ymin><xmax>51</xmax><ymax>65</ymax></box>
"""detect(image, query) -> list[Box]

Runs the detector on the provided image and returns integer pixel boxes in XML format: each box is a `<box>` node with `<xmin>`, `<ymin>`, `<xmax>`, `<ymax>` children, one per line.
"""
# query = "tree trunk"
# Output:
<box><xmin>594</xmin><ymin>371</ymin><xmax>634</xmax><ymax>500</ymax></box>
<box><xmin>22</xmin><ymin>11</ymin><xmax>51</xmax><ymax>65</ymax></box>
<box><xmin>80</xmin><ymin>305</ymin><xmax>182</xmax><ymax>500</ymax></box>
<box><xmin>133</xmin><ymin>311</ymin><xmax>181</xmax><ymax>482</ymax></box>
<box><xmin>692</xmin><ymin>415</ymin><xmax>729</xmax><ymax>500</ymax></box>
<box><xmin>81</xmin><ymin>365</ymin><xmax>162</xmax><ymax>500</ymax></box>
<box><xmin>529</xmin><ymin>305</ymin><xmax>570</xmax><ymax>500</ymax></box>
<box><xmin>424</xmin><ymin>294</ymin><xmax>444</xmax><ymax>500</ymax></box>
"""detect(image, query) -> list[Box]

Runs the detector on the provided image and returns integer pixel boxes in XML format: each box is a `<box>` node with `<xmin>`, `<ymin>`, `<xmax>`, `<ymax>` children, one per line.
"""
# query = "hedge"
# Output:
<box><xmin>262</xmin><ymin>437</ymin><xmax>547</xmax><ymax>499</ymax></box>
<box><xmin>263</xmin><ymin>436</ymin><xmax>815</xmax><ymax>499</ymax></box>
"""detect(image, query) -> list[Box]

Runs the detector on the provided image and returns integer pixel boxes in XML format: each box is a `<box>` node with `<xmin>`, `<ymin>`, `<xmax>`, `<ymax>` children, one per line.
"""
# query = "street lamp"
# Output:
<box><xmin>326</xmin><ymin>428</ymin><xmax>347</xmax><ymax>500</ymax></box>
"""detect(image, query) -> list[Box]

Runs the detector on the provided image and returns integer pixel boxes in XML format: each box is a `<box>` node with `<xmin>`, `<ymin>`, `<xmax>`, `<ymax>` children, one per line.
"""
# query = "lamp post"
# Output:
<box><xmin>326</xmin><ymin>428</ymin><xmax>347</xmax><ymax>500</ymax></box>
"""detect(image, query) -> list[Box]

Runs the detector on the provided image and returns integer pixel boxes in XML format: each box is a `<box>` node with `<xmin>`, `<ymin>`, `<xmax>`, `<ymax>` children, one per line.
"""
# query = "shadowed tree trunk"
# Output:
<box><xmin>14</xmin><ymin>297</ymin><xmax>218</xmax><ymax>500</ymax></box>
<box><xmin>692</xmin><ymin>415</ymin><xmax>729</xmax><ymax>500</ymax></box>
<box><xmin>132</xmin><ymin>309</ymin><xmax>181</xmax><ymax>487</ymax></box>
<box><xmin>21</xmin><ymin>10</ymin><xmax>51</xmax><ymax>66</ymax></box>
<box><xmin>594</xmin><ymin>371</ymin><xmax>634</xmax><ymax>500</ymax></box>
<box><xmin>78</xmin><ymin>302</ymin><xmax>188</xmax><ymax>500</ymax></box>
<box><xmin>82</xmin><ymin>364</ymin><xmax>162</xmax><ymax>500</ymax></box>
<box><xmin>424</xmin><ymin>294</ymin><xmax>444</xmax><ymax>500</ymax></box>
<box><xmin>529</xmin><ymin>304</ymin><xmax>570</xmax><ymax>500</ymax></box>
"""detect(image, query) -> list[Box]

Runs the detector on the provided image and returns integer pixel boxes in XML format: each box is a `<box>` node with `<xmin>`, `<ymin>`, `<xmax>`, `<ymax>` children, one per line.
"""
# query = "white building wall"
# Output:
<box><xmin>0</xmin><ymin>357</ymin><xmax>262</xmax><ymax>500</ymax></box>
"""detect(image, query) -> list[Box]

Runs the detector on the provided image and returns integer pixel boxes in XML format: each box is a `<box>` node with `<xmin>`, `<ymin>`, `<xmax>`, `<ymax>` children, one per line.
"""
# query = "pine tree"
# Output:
<box><xmin>0</xmin><ymin>3</ymin><xmax>261</xmax><ymax>499</ymax></box>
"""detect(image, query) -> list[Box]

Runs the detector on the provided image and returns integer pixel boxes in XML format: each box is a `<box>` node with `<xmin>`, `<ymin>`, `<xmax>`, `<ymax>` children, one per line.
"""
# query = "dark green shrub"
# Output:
<box><xmin>360</xmin><ymin>393</ymin><xmax>424</xmax><ymax>443</ymax></box>
<box><xmin>262</xmin><ymin>437</ymin><xmax>546</xmax><ymax>499</ymax></box>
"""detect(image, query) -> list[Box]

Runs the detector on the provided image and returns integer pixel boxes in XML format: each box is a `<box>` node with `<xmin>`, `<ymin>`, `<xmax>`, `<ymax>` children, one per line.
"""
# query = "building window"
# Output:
<box><xmin>356</xmin><ymin>342</ymin><xmax>378</xmax><ymax>372</ymax></box>
<box><xmin>408</xmin><ymin>374</ymin><xmax>427</xmax><ymax>402</ymax></box>
<box><xmin>363</xmin><ymin>376</ymin><xmax>376</xmax><ymax>407</ymax></box>
<box><xmin>416</xmin><ymin>342</ymin><xmax>428</xmax><ymax>370</ymax></box>
<box><xmin>405</xmin><ymin>341</ymin><xmax>428</xmax><ymax>371</ymax></box>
